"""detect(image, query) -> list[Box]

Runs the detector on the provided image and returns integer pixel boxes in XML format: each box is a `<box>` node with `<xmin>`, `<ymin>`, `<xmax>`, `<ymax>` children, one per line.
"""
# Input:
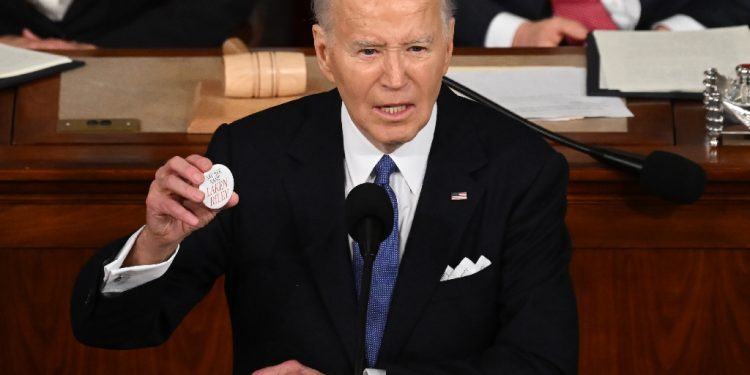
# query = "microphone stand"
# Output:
<box><xmin>443</xmin><ymin>75</ymin><xmax>708</xmax><ymax>204</ymax></box>
<box><xmin>442</xmin><ymin>76</ymin><xmax>646</xmax><ymax>173</ymax></box>
<box><xmin>354</xmin><ymin>220</ymin><xmax>382</xmax><ymax>375</ymax></box>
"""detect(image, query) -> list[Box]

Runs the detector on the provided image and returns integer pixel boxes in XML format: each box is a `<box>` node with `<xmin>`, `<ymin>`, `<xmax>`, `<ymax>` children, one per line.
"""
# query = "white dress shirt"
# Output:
<box><xmin>26</xmin><ymin>0</ymin><xmax>74</xmax><ymax>22</ymax></box>
<box><xmin>484</xmin><ymin>0</ymin><xmax>706</xmax><ymax>47</ymax></box>
<box><xmin>342</xmin><ymin>103</ymin><xmax>436</xmax><ymax>260</ymax></box>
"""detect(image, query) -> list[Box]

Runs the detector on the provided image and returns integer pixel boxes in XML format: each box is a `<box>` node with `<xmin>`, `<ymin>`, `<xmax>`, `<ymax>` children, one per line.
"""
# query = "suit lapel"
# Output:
<box><xmin>282</xmin><ymin>90</ymin><xmax>359</xmax><ymax>366</ymax></box>
<box><xmin>378</xmin><ymin>87</ymin><xmax>488</xmax><ymax>365</ymax></box>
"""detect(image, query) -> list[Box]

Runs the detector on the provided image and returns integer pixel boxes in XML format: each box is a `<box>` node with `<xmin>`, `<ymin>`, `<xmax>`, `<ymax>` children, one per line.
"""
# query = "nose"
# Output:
<box><xmin>380</xmin><ymin>51</ymin><xmax>408</xmax><ymax>90</ymax></box>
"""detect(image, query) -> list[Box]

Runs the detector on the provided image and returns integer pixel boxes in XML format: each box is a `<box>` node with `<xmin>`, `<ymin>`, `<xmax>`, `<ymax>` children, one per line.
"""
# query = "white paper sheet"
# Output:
<box><xmin>594</xmin><ymin>26</ymin><xmax>750</xmax><ymax>93</ymax></box>
<box><xmin>0</xmin><ymin>43</ymin><xmax>71</xmax><ymax>79</ymax></box>
<box><xmin>446</xmin><ymin>66</ymin><xmax>633</xmax><ymax>120</ymax></box>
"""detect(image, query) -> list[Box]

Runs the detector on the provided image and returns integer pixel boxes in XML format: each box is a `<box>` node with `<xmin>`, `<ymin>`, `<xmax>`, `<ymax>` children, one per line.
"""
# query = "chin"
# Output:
<box><xmin>385</xmin><ymin>134</ymin><xmax>417</xmax><ymax>148</ymax></box>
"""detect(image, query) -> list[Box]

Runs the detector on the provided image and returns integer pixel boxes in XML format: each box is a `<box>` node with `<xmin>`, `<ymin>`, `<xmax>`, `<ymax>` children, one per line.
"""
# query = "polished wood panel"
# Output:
<box><xmin>567</xmin><ymin>193</ymin><xmax>750</xmax><ymax>249</ymax></box>
<box><xmin>0</xmin><ymin>144</ymin><xmax>205</xmax><ymax>173</ymax></box>
<box><xmin>564</xmin><ymin>99</ymin><xmax>675</xmax><ymax>146</ymax></box>
<box><xmin>573</xmin><ymin>249</ymin><xmax>750</xmax><ymax>375</ymax></box>
<box><xmin>13</xmin><ymin>75</ymin><xmax>59</xmax><ymax>145</ymax></box>
<box><xmin>673</xmin><ymin>100</ymin><xmax>707</xmax><ymax>146</ymax></box>
<box><xmin>0</xmin><ymin>203</ymin><xmax>145</xmax><ymax>248</ymax></box>
<box><xmin>0</xmin><ymin>248</ymin><xmax>233</xmax><ymax>374</ymax></box>
<box><xmin>2</xmin><ymin>247</ymin><xmax>747</xmax><ymax>374</ymax></box>
<box><xmin>0</xmin><ymin>88</ymin><xmax>13</xmax><ymax>146</ymax></box>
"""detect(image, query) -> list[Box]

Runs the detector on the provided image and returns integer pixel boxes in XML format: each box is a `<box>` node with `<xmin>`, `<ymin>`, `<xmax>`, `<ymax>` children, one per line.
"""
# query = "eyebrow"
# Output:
<box><xmin>408</xmin><ymin>36</ymin><xmax>433</xmax><ymax>45</ymax></box>
<box><xmin>351</xmin><ymin>36</ymin><xmax>434</xmax><ymax>49</ymax></box>
<box><xmin>352</xmin><ymin>40</ymin><xmax>385</xmax><ymax>49</ymax></box>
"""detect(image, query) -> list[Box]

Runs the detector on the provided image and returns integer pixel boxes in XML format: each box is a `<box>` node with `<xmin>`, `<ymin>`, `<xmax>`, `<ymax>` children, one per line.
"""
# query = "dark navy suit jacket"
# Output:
<box><xmin>0</xmin><ymin>0</ymin><xmax>256</xmax><ymax>47</ymax></box>
<box><xmin>455</xmin><ymin>0</ymin><xmax>750</xmax><ymax>46</ymax></box>
<box><xmin>71</xmin><ymin>87</ymin><xmax>578</xmax><ymax>374</ymax></box>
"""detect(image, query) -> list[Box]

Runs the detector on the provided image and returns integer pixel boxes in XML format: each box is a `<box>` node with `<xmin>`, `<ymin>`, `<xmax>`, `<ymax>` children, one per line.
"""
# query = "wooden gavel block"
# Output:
<box><xmin>222</xmin><ymin>38</ymin><xmax>307</xmax><ymax>98</ymax></box>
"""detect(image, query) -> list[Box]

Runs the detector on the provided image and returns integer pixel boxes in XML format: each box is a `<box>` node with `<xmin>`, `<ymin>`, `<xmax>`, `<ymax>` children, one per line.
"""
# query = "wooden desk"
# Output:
<box><xmin>0</xmin><ymin>49</ymin><xmax>748</xmax><ymax>374</ymax></box>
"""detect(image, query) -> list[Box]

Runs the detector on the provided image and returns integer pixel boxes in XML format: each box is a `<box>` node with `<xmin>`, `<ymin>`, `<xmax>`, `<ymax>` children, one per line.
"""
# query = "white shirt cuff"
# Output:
<box><xmin>363</xmin><ymin>369</ymin><xmax>385</xmax><ymax>375</ymax></box>
<box><xmin>101</xmin><ymin>226</ymin><xmax>180</xmax><ymax>295</ymax></box>
<box><xmin>484</xmin><ymin>12</ymin><xmax>529</xmax><ymax>48</ymax></box>
<box><xmin>652</xmin><ymin>14</ymin><xmax>705</xmax><ymax>31</ymax></box>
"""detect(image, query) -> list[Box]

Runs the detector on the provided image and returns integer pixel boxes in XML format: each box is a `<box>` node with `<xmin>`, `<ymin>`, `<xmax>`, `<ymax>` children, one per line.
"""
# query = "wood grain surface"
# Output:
<box><xmin>0</xmin><ymin>88</ymin><xmax>13</xmax><ymax>146</ymax></box>
<box><xmin>0</xmin><ymin>249</ymin><xmax>233</xmax><ymax>374</ymax></box>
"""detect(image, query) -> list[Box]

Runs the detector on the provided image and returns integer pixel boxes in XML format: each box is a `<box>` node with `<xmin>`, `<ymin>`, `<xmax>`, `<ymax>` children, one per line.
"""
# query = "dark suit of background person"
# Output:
<box><xmin>0</xmin><ymin>0</ymin><xmax>257</xmax><ymax>48</ymax></box>
<box><xmin>454</xmin><ymin>0</ymin><xmax>750</xmax><ymax>46</ymax></box>
<box><xmin>71</xmin><ymin>84</ymin><xmax>578</xmax><ymax>374</ymax></box>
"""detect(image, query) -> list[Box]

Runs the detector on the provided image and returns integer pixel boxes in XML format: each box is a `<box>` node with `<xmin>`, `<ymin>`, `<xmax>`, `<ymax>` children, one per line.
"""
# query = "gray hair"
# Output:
<box><xmin>312</xmin><ymin>0</ymin><xmax>456</xmax><ymax>33</ymax></box>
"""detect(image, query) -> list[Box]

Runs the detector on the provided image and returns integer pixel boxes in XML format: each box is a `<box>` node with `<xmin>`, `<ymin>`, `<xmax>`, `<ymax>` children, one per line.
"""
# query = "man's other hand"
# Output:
<box><xmin>252</xmin><ymin>360</ymin><xmax>324</xmax><ymax>375</ymax></box>
<box><xmin>125</xmin><ymin>154</ymin><xmax>240</xmax><ymax>266</ymax></box>
<box><xmin>512</xmin><ymin>17</ymin><xmax>588</xmax><ymax>47</ymax></box>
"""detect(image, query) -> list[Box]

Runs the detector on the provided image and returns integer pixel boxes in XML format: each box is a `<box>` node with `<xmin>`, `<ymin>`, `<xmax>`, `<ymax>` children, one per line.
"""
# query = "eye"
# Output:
<box><xmin>408</xmin><ymin>45</ymin><xmax>427</xmax><ymax>53</ymax></box>
<box><xmin>360</xmin><ymin>48</ymin><xmax>377</xmax><ymax>56</ymax></box>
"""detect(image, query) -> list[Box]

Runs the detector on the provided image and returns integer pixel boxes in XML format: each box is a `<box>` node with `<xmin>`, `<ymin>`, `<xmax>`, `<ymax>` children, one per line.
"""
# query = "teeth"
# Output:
<box><xmin>381</xmin><ymin>105</ymin><xmax>407</xmax><ymax>114</ymax></box>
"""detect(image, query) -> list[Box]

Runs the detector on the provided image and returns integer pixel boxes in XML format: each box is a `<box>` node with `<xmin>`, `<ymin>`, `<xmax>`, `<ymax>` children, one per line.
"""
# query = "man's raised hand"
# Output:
<box><xmin>124</xmin><ymin>155</ymin><xmax>239</xmax><ymax>266</ymax></box>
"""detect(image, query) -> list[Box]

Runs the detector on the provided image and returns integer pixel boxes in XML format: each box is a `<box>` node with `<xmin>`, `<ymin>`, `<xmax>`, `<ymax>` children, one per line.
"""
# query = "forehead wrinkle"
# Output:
<box><xmin>331</xmin><ymin>0</ymin><xmax>446</xmax><ymax>50</ymax></box>
<box><xmin>335</xmin><ymin>0</ymin><xmax>435</xmax><ymax>30</ymax></box>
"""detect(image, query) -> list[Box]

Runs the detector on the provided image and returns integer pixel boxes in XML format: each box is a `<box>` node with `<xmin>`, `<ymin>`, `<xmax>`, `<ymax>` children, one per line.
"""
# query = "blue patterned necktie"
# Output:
<box><xmin>352</xmin><ymin>154</ymin><xmax>400</xmax><ymax>368</ymax></box>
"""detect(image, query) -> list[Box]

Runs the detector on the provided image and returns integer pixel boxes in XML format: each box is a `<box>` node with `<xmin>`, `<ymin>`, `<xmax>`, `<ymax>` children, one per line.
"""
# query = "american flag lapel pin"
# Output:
<box><xmin>451</xmin><ymin>192</ymin><xmax>468</xmax><ymax>201</ymax></box>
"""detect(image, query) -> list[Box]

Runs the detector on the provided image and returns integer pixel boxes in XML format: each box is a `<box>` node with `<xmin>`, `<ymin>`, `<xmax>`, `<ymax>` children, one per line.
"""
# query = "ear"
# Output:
<box><xmin>441</xmin><ymin>18</ymin><xmax>455</xmax><ymax>75</ymax></box>
<box><xmin>312</xmin><ymin>24</ymin><xmax>336</xmax><ymax>84</ymax></box>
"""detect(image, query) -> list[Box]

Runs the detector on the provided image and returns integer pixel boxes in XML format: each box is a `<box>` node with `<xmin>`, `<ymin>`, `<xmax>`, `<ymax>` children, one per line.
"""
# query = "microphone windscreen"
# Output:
<box><xmin>640</xmin><ymin>151</ymin><xmax>706</xmax><ymax>204</ymax></box>
<box><xmin>345</xmin><ymin>183</ymin><xmax>394</xmax><ymax>244</ymax></box>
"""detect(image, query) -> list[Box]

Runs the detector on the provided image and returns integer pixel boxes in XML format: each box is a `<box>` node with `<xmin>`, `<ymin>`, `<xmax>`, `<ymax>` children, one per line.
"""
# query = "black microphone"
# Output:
<box><xmin>442</xmin><ymin>76</ymin><xmax>706</xmax><ymax>204</ymax></box>
<box><xmin>345</xmin><ymin>183</ymin><xmax>394</xmax><ymax>375</ymax></box>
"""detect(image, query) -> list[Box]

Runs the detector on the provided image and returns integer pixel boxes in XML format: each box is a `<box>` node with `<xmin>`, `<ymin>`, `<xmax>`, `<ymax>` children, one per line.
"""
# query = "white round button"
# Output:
<box><xmin>199</xmin><ymin>164</ymin><xmax>235</xmax><ymax>209</ymax></box>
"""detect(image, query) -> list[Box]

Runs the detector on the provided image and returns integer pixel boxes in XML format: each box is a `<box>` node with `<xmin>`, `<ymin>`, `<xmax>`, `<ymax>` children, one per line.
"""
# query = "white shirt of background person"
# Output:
<box><xmin>26</xmin><ymin>0</ymin><xmax>75</xmax><ymax>21</ymax></box>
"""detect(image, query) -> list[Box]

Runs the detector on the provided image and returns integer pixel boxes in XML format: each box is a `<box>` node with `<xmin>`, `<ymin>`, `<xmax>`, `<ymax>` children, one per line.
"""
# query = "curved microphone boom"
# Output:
<box><xmin>442</xmin><ymin>76</ymin><xmax>706</xmax><ymax>204</ymax></box>
<box><xmin>345</xmin><ymin>183</ymin><xmax>394</xmax><ymax>375</ymax></box>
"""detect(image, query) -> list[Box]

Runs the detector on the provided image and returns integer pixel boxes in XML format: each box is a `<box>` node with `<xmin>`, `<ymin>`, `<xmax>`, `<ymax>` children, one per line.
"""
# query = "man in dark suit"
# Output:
<box><xmin>0</xmin><ymin>0</ymin><xmax>257</xmax><ymax>48</ymax></box>
<box><xmin>71</xmin><ymin>0</ymin><xmax>578</xmax><ymax>373</ymax></box>
<box><xmin>454</xmin><ymin>0</ymin><xmax>750</xmax><ymax>47</ymax></box>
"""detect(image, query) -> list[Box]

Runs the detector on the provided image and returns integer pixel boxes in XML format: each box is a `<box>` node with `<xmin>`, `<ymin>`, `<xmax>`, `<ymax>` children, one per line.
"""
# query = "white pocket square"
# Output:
<box><xmin>440</xmin><ymin>255</ymin><xmax>491</xmax><ymax>281</ymax></box>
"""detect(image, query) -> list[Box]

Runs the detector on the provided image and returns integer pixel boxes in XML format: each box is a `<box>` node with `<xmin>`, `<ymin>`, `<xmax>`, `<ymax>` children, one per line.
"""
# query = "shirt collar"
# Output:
<box><xmin>341</xmin><ymin>102</ymin><xmax>436</xmax><ymax>197</ymax></box>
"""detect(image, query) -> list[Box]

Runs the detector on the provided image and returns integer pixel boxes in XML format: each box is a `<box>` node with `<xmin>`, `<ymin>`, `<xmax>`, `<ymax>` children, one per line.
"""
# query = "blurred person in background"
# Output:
<box><xmin>0</xmin><ymin>0</ymin><xmax>259</xmax><ymax>49</ymax></box>
<box><xmin>454</xmin><ymin>0</ymin><xmax>750</xmax><ymax>47</ymax></box>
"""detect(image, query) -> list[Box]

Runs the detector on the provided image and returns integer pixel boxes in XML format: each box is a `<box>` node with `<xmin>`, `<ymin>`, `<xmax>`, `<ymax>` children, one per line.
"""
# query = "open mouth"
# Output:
<box><xmin>375</xmin><ymin>103</ymin><xmax>414</xmax><ymax>118</ymax></box>
<box><xmin>380</xmin><ymin>104</ymin><xmax>408</xmax><ymax>114</ymax></box>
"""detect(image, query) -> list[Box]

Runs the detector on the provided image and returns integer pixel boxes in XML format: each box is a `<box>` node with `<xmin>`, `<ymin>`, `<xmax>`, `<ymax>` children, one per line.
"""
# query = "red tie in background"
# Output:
<box><xmin>552</xmin><ymin>0</ymin><xmax>618</xmax><ymax>44</ymax></box>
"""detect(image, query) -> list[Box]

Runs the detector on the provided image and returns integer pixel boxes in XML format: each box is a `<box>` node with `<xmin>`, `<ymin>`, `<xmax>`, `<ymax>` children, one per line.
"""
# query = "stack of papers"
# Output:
<box><xmin>0</xmin><ymin>43</ymin><xmax>81</xmax><ymax>89</ymax></box>
<box><xmin>592</xmin><ymin>26</ymin><xmax>750</xmax><ymax>95</ymax></box>
<box><xmin>447</xmin><ymin>66</ymin><xmax>633</xmax><ymax>120</ymax></box>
